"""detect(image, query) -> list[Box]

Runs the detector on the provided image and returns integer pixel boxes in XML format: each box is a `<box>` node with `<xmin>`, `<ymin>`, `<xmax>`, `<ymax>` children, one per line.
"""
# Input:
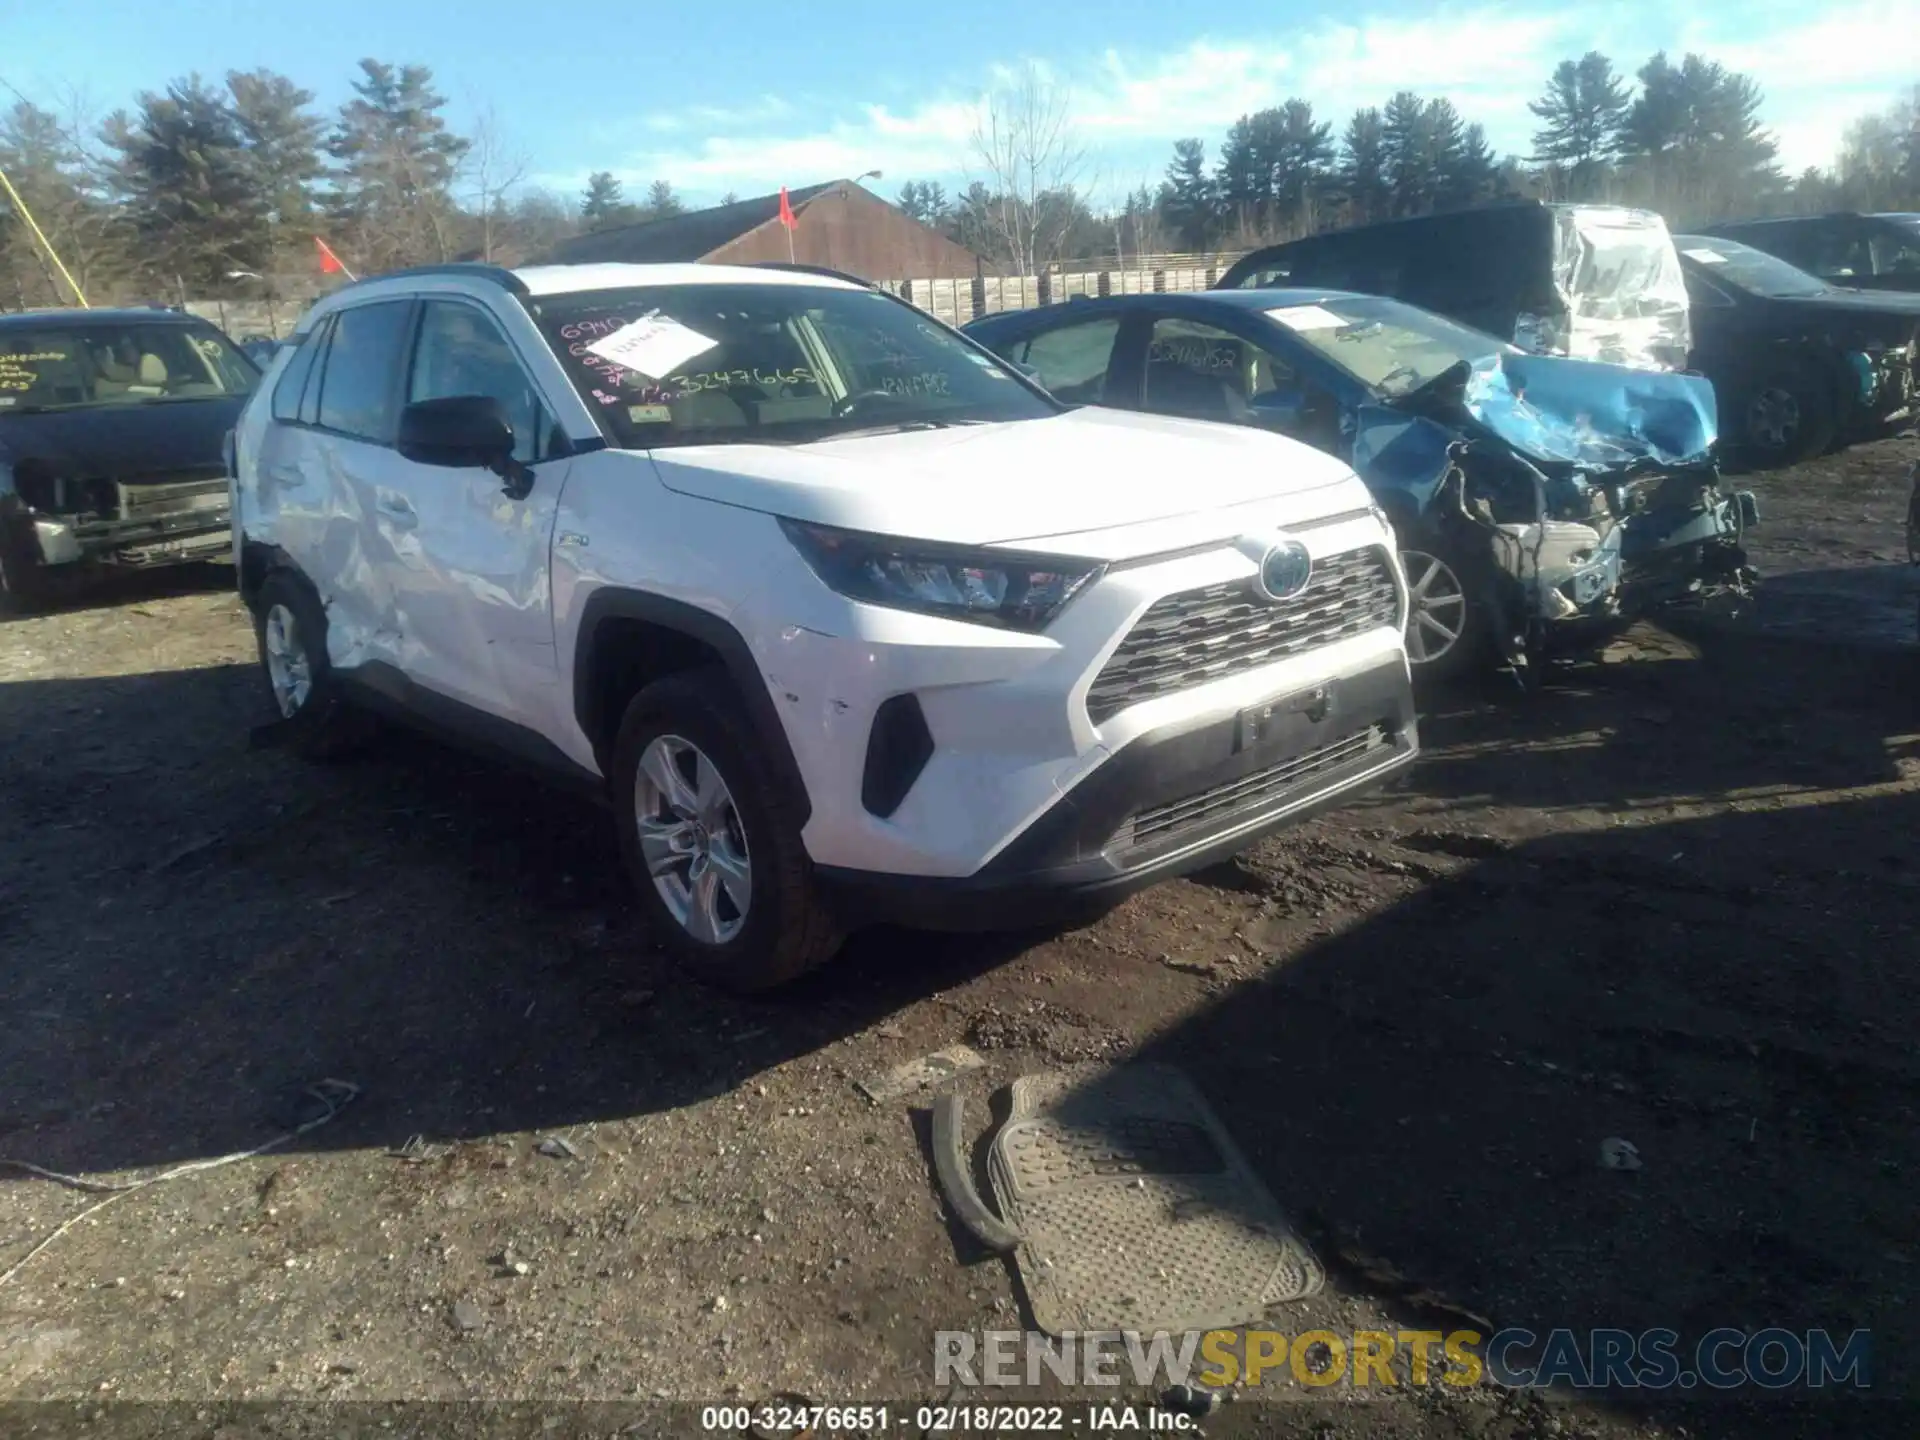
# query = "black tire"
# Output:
<box><xmin>1740</xmin><ymin>364</ymin><xmax>1836</xmax><ymax>465</ymax></box>
<box><xmin>252</xmin><ymin>570</ymin><xmax>373</xmax><ymax>759</ymax></box>
<box><xmin>611</xmin><ymin>668</ymin><xmax>842</xmax><ymax>992</ymax></box>
<box><xmin>1398</xmin><ymin>539</ymin><xmax>1488</xmax><ymax>681</ymax></box>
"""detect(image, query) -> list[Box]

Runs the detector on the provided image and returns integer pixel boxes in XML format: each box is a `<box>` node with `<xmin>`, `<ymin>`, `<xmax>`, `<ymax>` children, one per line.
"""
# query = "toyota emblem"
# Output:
<box><xmin>1255</xmin><ymin>539</ymin><xmax>1314</xmax><ymax>602</ymax></box>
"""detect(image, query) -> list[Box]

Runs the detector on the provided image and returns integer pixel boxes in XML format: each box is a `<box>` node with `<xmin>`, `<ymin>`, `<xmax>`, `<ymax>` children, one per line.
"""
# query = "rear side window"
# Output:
<box><xmin>270</xmin><ymin>329</ymin><xmax>323</xmax><ymax>422</ymax></box>
<box><xmin>314</xmin><ymin>301</ymin><xmax>412</xmax><ymax>442</ymax></box>
<box><xmin>1016</xmin><ymin>317</ymin><xmax>1121</xmax><ymax>403</ymax></box>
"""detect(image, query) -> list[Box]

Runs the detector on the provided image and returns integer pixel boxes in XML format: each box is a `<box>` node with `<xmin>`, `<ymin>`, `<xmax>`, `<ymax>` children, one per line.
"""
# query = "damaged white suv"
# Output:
<box><xmin>231</xmin><ymin>261</ymin><xmax>1419</xmax><ymax>989</ymax></box>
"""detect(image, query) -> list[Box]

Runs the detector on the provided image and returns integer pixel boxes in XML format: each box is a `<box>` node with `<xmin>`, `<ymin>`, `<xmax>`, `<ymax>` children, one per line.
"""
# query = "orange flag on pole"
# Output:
<box><xmin>313</xmin><ymin>236</ymin><xmax>357</xmax><ymax>281</ymax></box>
<box><xmin>777</xmin><ymin>187</ymin><xmax>796</xmax><ymax>262</ymax></box>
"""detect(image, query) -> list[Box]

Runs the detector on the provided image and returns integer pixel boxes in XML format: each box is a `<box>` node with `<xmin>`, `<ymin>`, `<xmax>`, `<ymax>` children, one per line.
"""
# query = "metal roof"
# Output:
<box><xmin>543</xmin><ymin>183</ymin><xmax>841</xmax><ymax>265</ymax></box>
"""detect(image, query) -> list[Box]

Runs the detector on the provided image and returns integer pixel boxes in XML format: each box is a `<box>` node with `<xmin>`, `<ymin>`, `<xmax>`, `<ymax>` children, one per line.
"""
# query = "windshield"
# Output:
<box><xmin>1255</xmin><ymin>294</ymin><xmax>1510</xmax><ymax>398</ymax></box>
<box><xmin>0</xmin><ymin>321</ymin><xmax>258</xmax><ymax>413</ymax></box>
<box><xmin>1673</xmin><ymin>237</ymin><xmax>1830</xmax><ymax>298</ymax></box>
<box><xmin>534</xmin><ymin>283</ymin><xmax>1053</xmax><ymax>448</ymax></box>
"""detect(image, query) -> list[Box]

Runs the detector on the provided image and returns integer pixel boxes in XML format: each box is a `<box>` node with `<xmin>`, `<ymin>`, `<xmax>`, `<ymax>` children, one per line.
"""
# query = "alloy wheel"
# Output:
<box><xmin>634</xmin><ymin>734</ymin><xmax>752</xmax><ymax>945</ymax></box>
<box><xmin>263</xmin><ymin>603</ymin><xmax>313</xmax><ymax>717</ymax></box>
<box><xmin>1400</xmin><ymin>549</ymin><xmax>1468</xmax><ymax>666</ymax></box>
<box><xmin>1748</xmin><ymin>387</ymin><xmax>1801</xmax><ymax>452</ymax></box>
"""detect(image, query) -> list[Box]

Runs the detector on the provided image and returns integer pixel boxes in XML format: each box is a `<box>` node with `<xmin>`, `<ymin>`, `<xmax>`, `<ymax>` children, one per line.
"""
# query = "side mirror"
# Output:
<box><xmin>398</xmin><ymin>395</ymin><xmax>515</xmax><ymax>472</ymax></box>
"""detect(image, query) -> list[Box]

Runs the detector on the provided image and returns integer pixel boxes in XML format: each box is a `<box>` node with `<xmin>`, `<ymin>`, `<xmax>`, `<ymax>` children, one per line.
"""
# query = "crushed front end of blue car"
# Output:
<box><xmin>1354</xmin><ymin>351</ymin><xmax>1759</xmax><ymax>670</ymax></box>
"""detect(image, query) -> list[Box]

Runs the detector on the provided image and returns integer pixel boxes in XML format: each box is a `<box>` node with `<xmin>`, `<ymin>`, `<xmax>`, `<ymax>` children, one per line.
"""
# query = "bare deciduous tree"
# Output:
<box><xmin>464</xmin><ymin>103</ymin><xmax>529</xmax><ymax>262</ymax></box>
<box><xmin>969</xmin><ymin>63</ymin><xmax>1089</xmax><ymax>275</ymax></box>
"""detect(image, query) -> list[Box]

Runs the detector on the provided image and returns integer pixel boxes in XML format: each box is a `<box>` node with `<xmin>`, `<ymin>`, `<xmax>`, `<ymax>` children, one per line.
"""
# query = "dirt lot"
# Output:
<box><xmin>1</xmin><ymin>438</ymin><xmax>1917</xmax><ymax>1440</ymax></box>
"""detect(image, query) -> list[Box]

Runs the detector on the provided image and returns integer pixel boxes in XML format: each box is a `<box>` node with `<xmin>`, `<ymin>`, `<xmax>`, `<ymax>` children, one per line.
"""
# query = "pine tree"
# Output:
<box><xmin>102</xmin><ymin>75</ymin><xmax>269</xmax><ymax>290</ymax></box>
<box><xmin>1380</xmin><ymin>91</ymin><xmax>1435</xmax><ymax>217</ymax></box>
<box><xmin>643</xmin><ymin>179</ymin><xmax>683</xmax><ymax>218</ymax></box>
<box><xmin>1269</xmin><ymin>100</ymin><xmax>1335</xmax><ymax>235</ymax></box>
<box><xmin>1337</xmin><ymin>108</ymin><xmax>1390</xmax><ymax>225</ymax></box>
<box><xmin>1622</xmin><ymin>52</ymin><xmax>1780</xmax><ymax>221</ymax></box>
<box><xmin>580</xmin><ymin>170</ymin><xmax>627</xmax><ymax>229</ymax></box>
<box><xmin>1528</xmin><ymin>52</ymin><xmax>1630</xmax><ymax>199</ymax></box>
<box><xmin>1158</xmin><ymin>138</ymin><xmax>1216</xmax><ymax>250</ymax></box>
<box><xmin>225</xmin><ymin>69</ymin><xmax>323</xmax><ymax>271</ymax></box>
<box><xmin>326</xmin><ymin>59</ymin><xmax>469</xmax><ymax>270</ymax></box>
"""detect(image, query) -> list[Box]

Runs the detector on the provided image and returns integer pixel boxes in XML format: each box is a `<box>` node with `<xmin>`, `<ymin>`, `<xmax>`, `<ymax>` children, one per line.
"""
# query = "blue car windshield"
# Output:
<box><xmin>1254</xmin><ymin>295</ymin><xmax>1510</xmax><ymax>398</ymax></box>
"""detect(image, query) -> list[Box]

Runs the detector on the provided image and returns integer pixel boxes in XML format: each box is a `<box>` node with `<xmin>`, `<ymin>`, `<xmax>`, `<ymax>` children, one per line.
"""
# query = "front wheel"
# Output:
<box><xmin>1741</xmin><ymin>367</ymin><xmax>1836</xmax><ymax>464</ymax></box>
<box><xmin>1399</xmin><ymin>545</ymin><xmax>1485</xmax><ymax>679</ymax></box>
<box><xmin>612</xmin><ymin>670</ymin><xmax>841</xmax><ymax>991</ymax></box>
<box><xmin>253</xmin><ymin>571</ymin><xmax>373</xmax><ymax>759</ymax></box>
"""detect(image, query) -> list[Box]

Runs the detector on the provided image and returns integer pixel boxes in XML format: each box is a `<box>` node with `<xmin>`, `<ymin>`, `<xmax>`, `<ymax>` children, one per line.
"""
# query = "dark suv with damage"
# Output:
<box><xmin>0</xmin><ymin>307</ymin><xmax>259</xmax><ymax>609</ymax></box>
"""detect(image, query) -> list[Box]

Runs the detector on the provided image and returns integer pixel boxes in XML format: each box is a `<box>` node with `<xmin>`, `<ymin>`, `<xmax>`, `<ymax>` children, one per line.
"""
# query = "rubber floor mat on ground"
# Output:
<box><xmin>987</xmin><ymin>1063</ymin><xmax>1323</xmax><ymax>1336</ymax></box>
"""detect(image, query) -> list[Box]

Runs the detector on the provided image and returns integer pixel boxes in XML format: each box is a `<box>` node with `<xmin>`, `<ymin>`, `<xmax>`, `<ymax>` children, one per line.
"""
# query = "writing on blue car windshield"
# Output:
<box><xmin>1264</xmin><ymin>296</ymin><xmax>1510</xmax><ymax>398</ymax></box>
<box><xmin>534</xmin><ymin>284</ymin><xmax>1052</xmax><ymax>447</ymax></box>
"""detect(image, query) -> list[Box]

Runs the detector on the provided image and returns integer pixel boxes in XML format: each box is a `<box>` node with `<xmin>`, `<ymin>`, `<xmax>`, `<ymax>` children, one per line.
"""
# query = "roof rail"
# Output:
<box><xmin>343</xmin><ymin>262</ymin><xmax>530</xmax><ymax>297</ymax></box>
<box><xmin>748</xmin><ymin>261</ymin><xmax>875</xmax><ymax>289</ymax></box>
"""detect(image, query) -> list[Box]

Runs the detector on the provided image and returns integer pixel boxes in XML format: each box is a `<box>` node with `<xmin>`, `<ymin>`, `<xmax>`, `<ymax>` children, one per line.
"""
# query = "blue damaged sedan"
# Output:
<box><xmin>966</xmin><ymin>290</ymin><xmax>1760</xmax><ymax>678</ymax></box>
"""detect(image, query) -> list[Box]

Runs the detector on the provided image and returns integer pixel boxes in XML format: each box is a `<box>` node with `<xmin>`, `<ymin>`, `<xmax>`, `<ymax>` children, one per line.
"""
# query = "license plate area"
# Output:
<box><xmin>1236</xmin><ymin>682</ymin><xmax>1337</xmax><ymax>754</ymax></box>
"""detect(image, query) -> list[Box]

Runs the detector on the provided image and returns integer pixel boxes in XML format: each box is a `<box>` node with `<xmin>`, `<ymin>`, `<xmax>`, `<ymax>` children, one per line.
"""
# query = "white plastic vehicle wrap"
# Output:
<box><xmin>1513</xmin><ymin>206</ymin><xmax>1692</xmax><ymax>373</ymax></box>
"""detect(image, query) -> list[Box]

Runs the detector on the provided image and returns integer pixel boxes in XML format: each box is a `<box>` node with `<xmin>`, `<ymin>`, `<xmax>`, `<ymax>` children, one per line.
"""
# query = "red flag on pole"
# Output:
<box><xmin>313</xmin><ymin>236</ymin><xmax>357</xmax><ymax>281</ymax></box>
<box><xmin>777</xmin><ymin>187</ymin><xmax>797</xmax><ymax>261</ymax></box>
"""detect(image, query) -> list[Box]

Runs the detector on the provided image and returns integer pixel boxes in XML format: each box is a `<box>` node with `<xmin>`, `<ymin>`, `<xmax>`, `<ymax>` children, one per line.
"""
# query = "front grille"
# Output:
<box><xmin>117</xmin><ymin>469</ymin><xmax>227</xmax><ymax>520</ymax></box>
<box><xmin>1087</xmin><ymin>546</ymin><xmax>1399</xmax><ymax>723</ymax></box>
<box><xmin>1114</xmin><ymin>724</ymin><xmax>1388</xmax><ymax>852</ymax></box>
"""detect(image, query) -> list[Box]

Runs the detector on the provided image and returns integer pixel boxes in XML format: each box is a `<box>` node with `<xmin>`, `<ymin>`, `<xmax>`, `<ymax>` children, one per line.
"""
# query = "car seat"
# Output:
<box><xmin>1148</xmin><ymin>360</ymin><xmax>1252</xmax><ymax>425</ymax></box>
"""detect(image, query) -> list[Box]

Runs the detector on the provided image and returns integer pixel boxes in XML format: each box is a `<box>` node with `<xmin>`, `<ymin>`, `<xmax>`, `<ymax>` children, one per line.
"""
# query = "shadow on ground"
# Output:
<box><xmin>0</xmin><ymin>561</ymin><xmax>234</xmax><ymax>624</ymax></box>
<box><xmin>0</xmin><ymin>660</ymin><xmax>1041</xmax><ymax>1180</ymax></box>
<box><xmin>1083</xmin><ymin>646</ymin><xmax>1920</xmax><ymax>1435</ymax></box>
<box><xmin>3</xmin><ymin>616</ymin><xmax>1917</xmax><ymax>1436</ymax></box>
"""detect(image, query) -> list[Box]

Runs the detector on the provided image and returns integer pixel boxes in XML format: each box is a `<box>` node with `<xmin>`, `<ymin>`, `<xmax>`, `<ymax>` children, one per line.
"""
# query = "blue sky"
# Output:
<box><xmin>3</xmin><ymin>0</ymin><xmax>1914</xmax><ymax>210</ymax></box>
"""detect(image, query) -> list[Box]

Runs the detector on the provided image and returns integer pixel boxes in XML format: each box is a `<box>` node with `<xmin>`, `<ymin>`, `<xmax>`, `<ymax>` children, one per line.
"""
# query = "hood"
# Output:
<box><xmin>1766</xmin><ymin>288</ymin><xmax>1920</xmax><ymax>346</ymax></box>
<box><xmin>0</xmin><ymin>395</ymin><xmax>247</xmax><ymax>478</ymax></box>
<box><xmin>645</xmin><ymin>406</ymin><xmax>1361</xmax><ymax>551</ymax></box>
<box><xmin>1457</xmin><ymin>351</ymin><xmax>1717</xmax><ymax>470</ymax></box>
<box><xmin>1777</xmin><ymin>286</ymin><xmax>1920</xmax><ymax>318</ymax></box>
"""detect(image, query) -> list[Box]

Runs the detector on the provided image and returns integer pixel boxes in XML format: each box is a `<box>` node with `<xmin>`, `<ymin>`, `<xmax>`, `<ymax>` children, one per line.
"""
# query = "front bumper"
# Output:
<box><xmin>817</xmin><ymin>652</ymin><xmax>1417</xmax><ymax>930</ymax></box>
<box><xmin>12</xmin><ymin>504</ymin><xmax>232</xmax><ymax>568</ymax></box>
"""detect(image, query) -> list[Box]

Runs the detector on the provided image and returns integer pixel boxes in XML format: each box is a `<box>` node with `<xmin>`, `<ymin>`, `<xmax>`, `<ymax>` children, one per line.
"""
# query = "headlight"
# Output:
<box><xmin>779</xmin><ymin>518</ymin><xmax>1103</xmax><ymax>631</ymax></box>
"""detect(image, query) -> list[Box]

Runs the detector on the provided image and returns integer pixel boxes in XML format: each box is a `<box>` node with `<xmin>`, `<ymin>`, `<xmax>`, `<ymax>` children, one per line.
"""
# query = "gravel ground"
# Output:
<box><xmin>1</xmin><ymin>437</ymin><xmax>1916</xmax><ymax>1440</ymax></box>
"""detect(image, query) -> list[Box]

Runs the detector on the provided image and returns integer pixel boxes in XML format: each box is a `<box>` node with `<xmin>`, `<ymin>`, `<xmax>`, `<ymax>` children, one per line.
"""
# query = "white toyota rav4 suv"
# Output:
<box><xmin>231</xmin><ymin>260</ymin><xmax>1419</xmax><ymax>989</ymax></box>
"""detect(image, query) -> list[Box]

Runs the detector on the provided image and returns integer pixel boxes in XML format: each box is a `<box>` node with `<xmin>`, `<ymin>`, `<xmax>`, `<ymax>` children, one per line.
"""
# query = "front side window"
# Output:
<box><xmin>1015</xmin><ymin>317</ymin><xmax>1121</xmax><ymax>404</ymax></box>
<box><xmin>315</xmin><ymin>301</ymin><xmax>413</xmax><ymax>442</ymax></box>
<box><xmin>1145</xmin><ymin>318</ymin><xmax>1273</xmax><ymax>423</ymax></box>
<box><xmin>1870</xmin><ymin>223</ymin><xmax>1920</xmax><ymax>277</ymax></box>
<box><xmin>271</xmin><ymin>329</ymin><xmax>323</xmax><ymax>421</ymax></box>
<box><xmin>0</xmin><ymin>322</ymin><xmax>258</xmax><ymax>413</ymax></box>
<box><xmin>1808</xmin><ymin>226</ymin><xmax>1873</xmax><ymax>282</ymax></box>
<box><xmin>408</xmin><ymin>302</ymin><xmax>548</xmax><ymax>464</ymax></box>
<box><xmin>534</xmin><ymin>283</ymin><xmax>1052</xmax><ymax>449</ymax></box>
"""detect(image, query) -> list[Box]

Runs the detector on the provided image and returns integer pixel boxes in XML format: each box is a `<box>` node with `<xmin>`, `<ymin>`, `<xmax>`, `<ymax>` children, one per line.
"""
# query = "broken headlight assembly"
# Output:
<box><xmin>779</xmin><ymin>519</ymin><xmax>1104</xmax><ymax>632</ymax></box>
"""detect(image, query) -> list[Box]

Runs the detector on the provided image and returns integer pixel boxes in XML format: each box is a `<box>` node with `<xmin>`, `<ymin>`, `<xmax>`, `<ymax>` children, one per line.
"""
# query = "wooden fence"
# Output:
<box><xmin>889</xmin><ymin>260</ymin><xmax>1242</xmax><ymax>327</ymax></box>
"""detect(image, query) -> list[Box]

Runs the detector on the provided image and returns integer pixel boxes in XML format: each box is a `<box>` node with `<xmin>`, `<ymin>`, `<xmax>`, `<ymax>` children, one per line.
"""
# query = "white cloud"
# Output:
<box><xmin>559</xmin><ymin>2</ymin><xmax>1918</xmax><ymax>201</ymax></box>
